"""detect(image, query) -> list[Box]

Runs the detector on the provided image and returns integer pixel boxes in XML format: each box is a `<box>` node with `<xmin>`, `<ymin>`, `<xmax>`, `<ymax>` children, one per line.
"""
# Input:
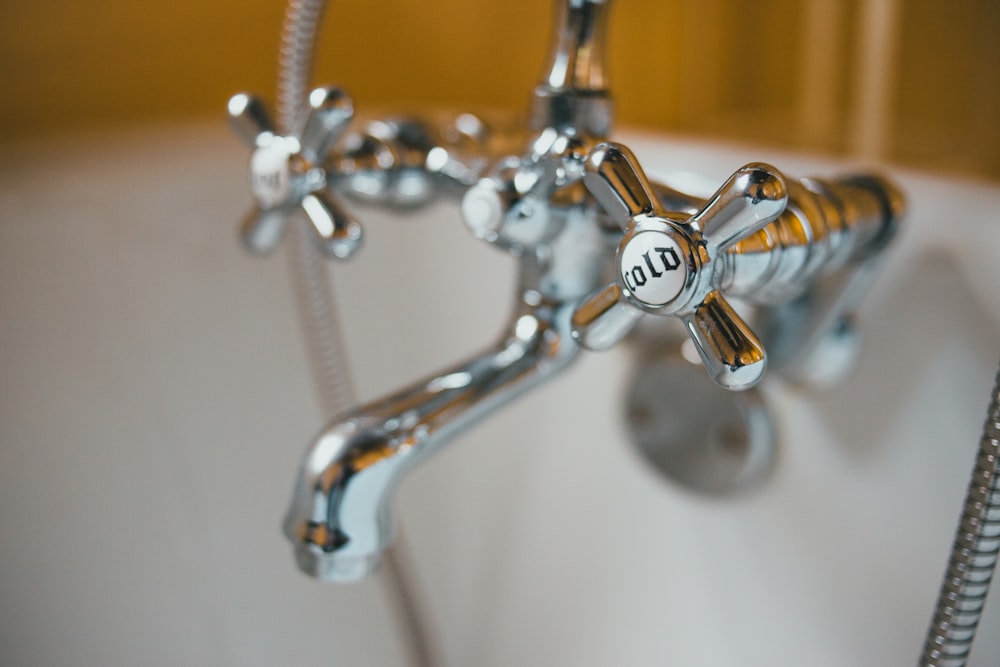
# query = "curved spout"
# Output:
<box><xmin>283</xmin><ymin>266</ymin><xmax>581</xmax><ymax>582</ymax></box>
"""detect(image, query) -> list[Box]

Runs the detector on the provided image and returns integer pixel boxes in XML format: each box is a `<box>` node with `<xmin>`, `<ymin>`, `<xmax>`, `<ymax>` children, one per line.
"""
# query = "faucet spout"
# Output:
<box><xmin>283</xmin><ymin>259</ymin><xmax>583</xmax><ymax>582</ymax></box>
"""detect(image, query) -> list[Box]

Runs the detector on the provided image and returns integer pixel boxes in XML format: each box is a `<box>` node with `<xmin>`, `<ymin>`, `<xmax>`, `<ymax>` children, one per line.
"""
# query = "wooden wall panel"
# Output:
<box><xmin>1</xmin><ymin>0</ymin><xmax>997</xmax><ymax>180</ymax></box>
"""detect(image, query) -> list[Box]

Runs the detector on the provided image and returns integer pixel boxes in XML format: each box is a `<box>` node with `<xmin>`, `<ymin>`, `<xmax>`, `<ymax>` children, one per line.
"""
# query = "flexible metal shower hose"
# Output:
<box><xmin>920</xmin><ymin>363</ymin><xmax>1000</xmax><ymax>666</ymax></box>
<box><xmin>276</xmin><ymin>1</ymin><xmax>438</xmax><ymax>665</ymax></box>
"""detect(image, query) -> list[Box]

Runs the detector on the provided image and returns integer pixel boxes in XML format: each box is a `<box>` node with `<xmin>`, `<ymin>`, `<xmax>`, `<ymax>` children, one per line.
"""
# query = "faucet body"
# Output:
<box><xmin>229</xmin><ymin>0</ymin><xmax>904</xmax><ymax>581</ymax></box>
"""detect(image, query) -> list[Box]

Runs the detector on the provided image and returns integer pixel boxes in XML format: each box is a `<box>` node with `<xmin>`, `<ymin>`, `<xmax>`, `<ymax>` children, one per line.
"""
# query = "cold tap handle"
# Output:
<box><xmin>572</xmin><ymin>142</ymin><xmax>787</xmax><ymax>390</ymax></box>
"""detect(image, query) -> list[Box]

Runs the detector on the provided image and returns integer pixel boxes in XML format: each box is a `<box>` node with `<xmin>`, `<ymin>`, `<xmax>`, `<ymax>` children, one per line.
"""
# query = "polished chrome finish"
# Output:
<box><xmin>276</xmin><ymin>0</ymin><xmax>615</xmax><ymax>584</ymax></box>
<box><xmin>245</xmin><ymin>0</ymin><xmax>907</xmax><ymax>587</ymax></box>
<box><xmin>541</xmin><ymin>0</ymin><xmax>610</xmax><ymax>91</ymax></box>
<box><xmin>686</xmin><ymin>291</ymin><xmax>768</xmax><ymax>390</ymax></box>
<box><xmin>461</xmin><ymin>1</ymin><xmax>614</xmax><ymax>258</ymax></box>
<box><xmin>530</xmin><ymin>0</ymin><xmax>613</xmax><ymax>136</ymax></box>
<box><xmin>300</xmin><ymin>87</ymin><xmax>354</xmax><ymax>161</ymax></box>
<box><xmin>283</xmin><ymin>2</ymin><xmax>617</xmax><ymax>580</ymax></box>
<box><xmin>695</xmin><ymin>164</ymin><xmax>789</xmax><ymax>251</ymax></box>
<box><xmin>753</xmin><ymin>174</ymin><xmax>904</xmax><ymax>385</ymax></box>
<box><xmin>284</xmin><ymin>245</ymin><xmax>595</xmax><ymax>581</ymax></box>
<box><xmin>920</xmin><ymin>363</ymin><xmax>1000</xmax><ymax>667</ymax></box>
<box><xmin>573</xmin><ymin>142</ymin><xmax>785</xmax><ymax>389</ymax></box>
<box><xmin>336</xmin><ymin>114</ymin><xmax>494</xmax><ymax>207</ymax></box>
<box><xmin>424</xmin><ymin>113</ymin><xmax>492</xmax><ymax>186</ymax></box>
<box><xmin>285</xmin><ymin>172</ymin><xmax>606</xmax><ymax>581</ymax></box>
<box><xmin>573</xmin><ymin>141</ymin><xmax>902</xmax><ymax>390</ymax></box>
<box><xmin>719</xmin><ymin>176</ymin><xmax>891</xmax><ymax>303</ymax></box>
<box><xmin>228</xmin><ymin>87</ymin><xmax>362</xmax><ymax>258</ymax></box>
<box><xmin>570</xmin><ymin>283</ymin><xmax>644</xmax><ymax>352</ymax></box>
<box><xmin>461</xmin><ymin>131</ymin><xmax>591</xmax><ymax>253</ymax></box>
<box><xmin>584</xmin><ymin>141</ymin><xmax>659</xmax><ymax>223</ymax></box>
<box><xmin>228</xmin><ymin>93</ymin><xmax>275</xmax><ymax>147</ymax></box>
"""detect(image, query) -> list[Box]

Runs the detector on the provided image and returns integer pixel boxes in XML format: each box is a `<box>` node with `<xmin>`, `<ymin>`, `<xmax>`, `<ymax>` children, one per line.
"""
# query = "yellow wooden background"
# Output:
<box><xmin>2</xmin><ymin>0</ymin><xmax>998</xmax><ymax>181</ymax></box>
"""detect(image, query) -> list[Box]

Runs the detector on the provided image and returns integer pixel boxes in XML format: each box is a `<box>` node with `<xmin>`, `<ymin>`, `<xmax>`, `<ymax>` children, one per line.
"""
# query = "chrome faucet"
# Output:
<box><xmin>230</xmin><ymin>0</ymin><xmax>904</xmax><ymax>581</ymax></box>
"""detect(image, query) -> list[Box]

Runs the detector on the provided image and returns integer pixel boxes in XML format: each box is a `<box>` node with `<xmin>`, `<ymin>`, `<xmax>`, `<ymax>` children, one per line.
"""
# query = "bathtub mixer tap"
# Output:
<box><xmin>229</xmin><ymin>0</ymin><xmax>904</xmax><ymax>582</ymax></box>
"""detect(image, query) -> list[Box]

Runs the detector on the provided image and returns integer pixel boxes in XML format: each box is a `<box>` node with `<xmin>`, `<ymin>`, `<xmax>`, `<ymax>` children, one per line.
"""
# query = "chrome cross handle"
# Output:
<box><xmin>227</xmin><ymin>86</ymin><xmax>362</xmax><ymax>258</ymax></box>
<box><xmin>571</xmin><ymin>142</ymin><xmax>787</xmax><ymax>390</ymax></box>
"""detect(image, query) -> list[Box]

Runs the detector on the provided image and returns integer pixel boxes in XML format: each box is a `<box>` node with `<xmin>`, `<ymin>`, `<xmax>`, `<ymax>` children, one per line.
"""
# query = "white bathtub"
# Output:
<box><xmin>1</xmin><ymin>122</ymin><xmax>998</xmax><ymax>666</ymax></box>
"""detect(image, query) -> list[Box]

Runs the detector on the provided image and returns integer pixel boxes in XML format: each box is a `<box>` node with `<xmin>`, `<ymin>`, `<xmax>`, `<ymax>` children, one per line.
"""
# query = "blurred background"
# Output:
<box><xmin>2</xmin><ymin>0</ymin><xmax>998</xmax><ymax>181</ymax></box>
<box><xmin>3</xmin><ymin>2</ymin><xmax>1000</xmax><ymax>666</ymax></box>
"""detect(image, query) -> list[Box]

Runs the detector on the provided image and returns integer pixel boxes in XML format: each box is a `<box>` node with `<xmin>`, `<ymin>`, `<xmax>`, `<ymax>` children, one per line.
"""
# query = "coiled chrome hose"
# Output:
<box><xmin>276</xmin><ymin>1</ymin><xmax>438</xmax><ymax>666</ymax></box>
<box><xmin>920</xmin><ymin>363</ymin><xmax>1000</xmax><ymax>666</ymax></box>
